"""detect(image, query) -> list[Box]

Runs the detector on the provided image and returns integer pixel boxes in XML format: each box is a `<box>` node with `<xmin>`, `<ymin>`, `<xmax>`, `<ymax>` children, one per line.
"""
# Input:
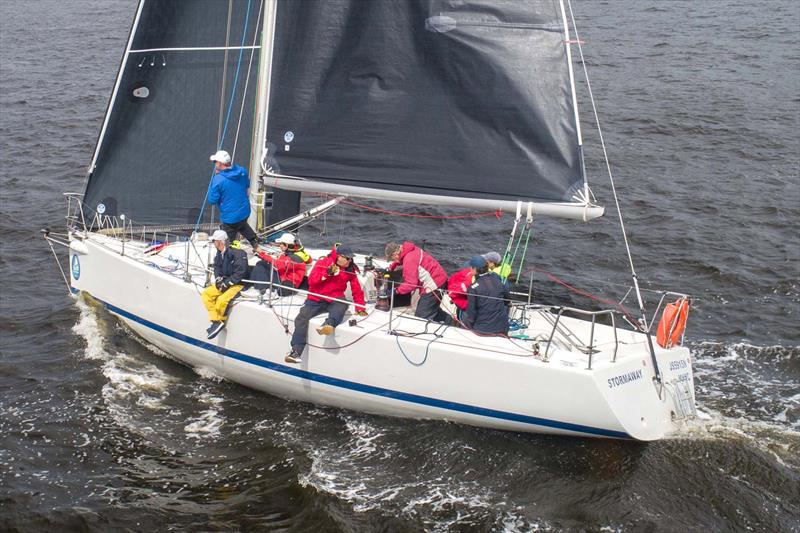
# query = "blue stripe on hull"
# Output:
<box><xmin>84</xmin><ymin>292</ymin><xmax>631</xmax><ymax>439</ymax></box>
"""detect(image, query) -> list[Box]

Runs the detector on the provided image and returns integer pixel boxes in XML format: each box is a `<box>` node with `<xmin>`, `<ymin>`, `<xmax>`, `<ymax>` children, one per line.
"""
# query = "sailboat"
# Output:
<box><xmin>44</xmin><ymin>0</ymin><xmax>697</xmax><ymax>440</ymax></box>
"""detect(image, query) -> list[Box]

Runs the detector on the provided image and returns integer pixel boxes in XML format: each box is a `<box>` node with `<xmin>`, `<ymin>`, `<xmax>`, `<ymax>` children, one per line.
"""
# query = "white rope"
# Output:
<box><xmin>565</xmin><ymin>0</ymin><xmax>646</xmax><ymax>313</ymax></box>
<box><xmin>232</xmin><ymin>0</ymin><xmax>264</xmax><ymax>161</ymax></box>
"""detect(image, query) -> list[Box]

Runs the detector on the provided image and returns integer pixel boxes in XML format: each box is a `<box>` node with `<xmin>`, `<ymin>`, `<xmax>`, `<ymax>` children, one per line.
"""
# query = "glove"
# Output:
<box><xmin>219</xmin><ymin>278</ymin><xmax>233</xmax><ymax>291</ymax></box>
<box><xmin>355</xmin><ymin>310</ymin><xmax>368</xmax><ymax>317</ymax></box>
<box><xmin>326</xmin><ymin>264</ymin><xmax>339</xmax><ymax>276</ymax></box>
<box><xmin>214</xmin><ymin>276</ymin><xmax>224</xmax><ymax>290</ymax></box>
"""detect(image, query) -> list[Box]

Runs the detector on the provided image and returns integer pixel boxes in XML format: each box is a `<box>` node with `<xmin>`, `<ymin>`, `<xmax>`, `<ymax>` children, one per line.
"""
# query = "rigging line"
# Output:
<box><xmin>335</xmin><ymin>197</ymin><xmax>502</xmax><ymax>220</ymax></box>
<box><xmin>217</xmin><ymin>0</ymin><xmax>233</xmax><ymax>145</ymax></box>
<box><xmin>217</xmin><ymin>1</ymin><xmax>253</xmax><ymax>150</ymax></box>
<box><xmin>566</xmin><ymin>0</ymin><xmax>663</xmax><ymax>383</ymax></box>
<box><xmin>231</xmin><ymin>0</ymin><xmax>264</xmax><ymax>161</ymax></box>
<box><xmin>515</xmin><ymin>225</ymin><xmax>533</xmax><ymax>281</ymax></box>
<box><xmin>193</xmin><ymin>0</ymin><xmax>254</xmax><ymax>233</ymax></box>
<box><xmin>507</xmin><ymin>223</ymin><xmax>527</xmax><ymax>276</ymax></box>
<box><xmin>565</xmin><ymin>0</ymin><xmax>642</xmax><ymax>308</ymax></box>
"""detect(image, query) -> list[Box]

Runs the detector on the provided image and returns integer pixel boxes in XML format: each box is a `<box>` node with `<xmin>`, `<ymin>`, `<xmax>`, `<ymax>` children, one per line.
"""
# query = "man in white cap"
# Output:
<box><xmin>207</xmin><ymin>149</ymin><xmax>259</xmax><ymax>249</ymax></box>
<box><xmin>201</xmin><ymin>229</ymin><xmax>249</xmax><ymax>339</ymax></box>
<box><xmin>250</xmin><ymin>232</ymin><xmax>309</xmax><ymax>295</ymax></box>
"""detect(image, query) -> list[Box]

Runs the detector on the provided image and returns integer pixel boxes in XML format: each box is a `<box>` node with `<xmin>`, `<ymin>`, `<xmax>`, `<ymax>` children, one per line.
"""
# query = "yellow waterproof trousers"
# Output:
<box><xmin>201</xmin><ymin>284</ymin><xmax>243</xmax><ymax>322</ymax></box>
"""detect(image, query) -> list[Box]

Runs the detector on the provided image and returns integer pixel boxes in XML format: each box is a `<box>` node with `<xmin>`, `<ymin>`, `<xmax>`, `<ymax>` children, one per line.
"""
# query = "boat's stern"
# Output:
<box><xmin>590</xmin><ymin>342</ymin><xmax>695</xmax><ymax>441</ymax></box>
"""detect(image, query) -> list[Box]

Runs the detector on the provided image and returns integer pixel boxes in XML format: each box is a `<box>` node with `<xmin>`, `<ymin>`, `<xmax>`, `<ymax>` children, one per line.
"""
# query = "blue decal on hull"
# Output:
<box><xmin>93</xmin><ymin>297</ymin><xmax>632</xmax><ymax>439</ymax></box>
<box><xmin>71</xmin><ymin>255</ymin><xmax>80</xmax><ymax>280</ymax></box>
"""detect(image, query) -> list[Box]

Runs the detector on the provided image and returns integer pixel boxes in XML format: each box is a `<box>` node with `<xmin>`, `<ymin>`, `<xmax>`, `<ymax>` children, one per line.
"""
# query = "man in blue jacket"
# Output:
<box><xmin>208</xmin><ymin>150</ymin><xmax>259</xmax><ymax>249</ymax></box>
<box><xmin>463</xmin><ymin>255</ymin><xmax>511</xmax><ymax>335</ymax></box>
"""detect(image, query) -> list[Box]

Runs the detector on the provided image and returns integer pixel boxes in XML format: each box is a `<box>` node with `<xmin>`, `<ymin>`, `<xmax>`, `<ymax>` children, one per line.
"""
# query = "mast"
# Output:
<box><xmin>248</xmin><ymin>0</ymin><xmax>278</xmax><ymax>231</ymax></box>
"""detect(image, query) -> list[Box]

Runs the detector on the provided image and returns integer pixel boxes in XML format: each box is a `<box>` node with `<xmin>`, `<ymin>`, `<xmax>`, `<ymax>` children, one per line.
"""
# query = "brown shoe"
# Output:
<box><xmin>316</xmin><ymin>324</ymin><xmax>334</xmax><ymax>336</ymax></box>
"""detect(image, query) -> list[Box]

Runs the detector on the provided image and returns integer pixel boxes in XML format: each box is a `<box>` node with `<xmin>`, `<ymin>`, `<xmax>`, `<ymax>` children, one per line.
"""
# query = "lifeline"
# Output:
<box><xmin>607</xmin><ymin>369</ymin><xmax>643</xmax><ymax>389</ymax></box>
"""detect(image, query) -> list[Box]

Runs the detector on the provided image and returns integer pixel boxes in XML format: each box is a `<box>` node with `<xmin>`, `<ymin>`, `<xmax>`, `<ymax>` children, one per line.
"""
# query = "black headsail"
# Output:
<box><xmin>263</xmin><ymin>0</ymin><xmax>602</xmax><ymax>219</ymax></box>
<box><xmin>83</xmin><ymin>0</ymin><xmax>262</xmax><ymax>226</ymax></box>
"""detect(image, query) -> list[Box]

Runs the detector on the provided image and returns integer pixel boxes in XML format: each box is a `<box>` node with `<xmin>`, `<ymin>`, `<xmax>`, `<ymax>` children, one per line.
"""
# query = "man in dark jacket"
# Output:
<box><xmin>201</xmin><ymin>230</ymin><xmax>249</xmax><ymax>339</ymax></box>
<box><xmin>207</xmin><ymin>150</ymin><xmax>258</xmax><ymax>249</ymax></box>
<box><xmin>463</xmin><ymin>255</ymin><xmax>511</xmax><ymax>335</ymax></box>
<box><xmin>286</xmin><ymin>244</ymin><xmax>366</xmax><ymax>364</ymax></box>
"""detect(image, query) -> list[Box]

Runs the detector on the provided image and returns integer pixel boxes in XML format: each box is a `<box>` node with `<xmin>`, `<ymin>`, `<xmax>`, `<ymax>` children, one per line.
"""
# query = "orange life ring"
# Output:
<box><xmin>656</xmin><ymin>298</ymin><xmax>689</xmax><ymax>349</ymax></box>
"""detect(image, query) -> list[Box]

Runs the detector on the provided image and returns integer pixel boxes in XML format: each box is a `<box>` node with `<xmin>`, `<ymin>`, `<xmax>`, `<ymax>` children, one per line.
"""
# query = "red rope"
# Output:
<box><xmin>526</xmin><ymin>267</ymin><xmax>638</xmax><ymax>322</ymax></box>
<box><xmin>339</xmin><ymin>198</ymin><xmax>502</xmax><ymax>220</ymax></box>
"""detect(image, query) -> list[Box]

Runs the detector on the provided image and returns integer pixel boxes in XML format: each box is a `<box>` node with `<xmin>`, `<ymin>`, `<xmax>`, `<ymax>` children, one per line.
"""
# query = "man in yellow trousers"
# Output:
<box><xmin>202</xmin><ymin>230</ymin><xmax>248</xmax><ymax>339</ymax></box>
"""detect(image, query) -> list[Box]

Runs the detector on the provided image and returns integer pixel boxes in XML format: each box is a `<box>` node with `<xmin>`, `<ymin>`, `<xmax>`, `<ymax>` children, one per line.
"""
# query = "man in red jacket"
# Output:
<box><xmin>286</xmin><ymin>244</ymin><xmax>366</xmax><ymax>364</ymax></box>
<box><xmin>384</xmin><ymin>241</ymin><xmax>453</xmax><ymax>325</ymax></box>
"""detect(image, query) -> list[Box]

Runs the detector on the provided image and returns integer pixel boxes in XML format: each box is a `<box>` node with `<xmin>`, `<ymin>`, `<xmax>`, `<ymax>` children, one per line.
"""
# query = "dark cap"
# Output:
<box><xmin>336</xmin><ymin>244</ymin><xmax>354</xmax><ymax>258</ymax></box>
<box><xmin>466</xmin><ymin>255</ymin><xmax>487</xmax><ymax>268</ymax></box>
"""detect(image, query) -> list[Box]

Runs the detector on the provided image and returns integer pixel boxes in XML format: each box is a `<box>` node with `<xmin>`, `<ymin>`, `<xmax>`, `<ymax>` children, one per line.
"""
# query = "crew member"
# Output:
<box><xmin>250</xmin><ymin>232</ymin><xmax>308</xmax><ymax>295</ymax></box>
<box><xmin>447</xmin><ymin>267</ymin><xmax>473</xmax><ymax>319</ymax></box>
<box><xmin>202</xmin><ymin>230</ymin><xmax>248</xmax><ymax>339</ymax></box>
<box><xmin>207</xmin><ymin>149</ymin><xmax>259</xmax><ymax>249</ymax></box>
<box><xmin>483</xmin><ymin>251</ymin><xmax>512</xmax><ymax>281</ymax></box>
<box><xmin>286</xmin><ymin>244</ymin><xmax>367</xmax><ymax>364</ymax></box>
<box><xmin>463</xmin><ymin>255</ymin><xmax>511</xmax><ymax>335</ymax></box>
<box><xmin>384</xmin><ymin>241</ymin><xmax>451</xmax><ymax>324</ymax></box>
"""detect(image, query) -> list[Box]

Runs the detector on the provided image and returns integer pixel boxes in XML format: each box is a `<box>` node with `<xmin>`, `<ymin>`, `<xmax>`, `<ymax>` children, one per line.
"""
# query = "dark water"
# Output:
<box><xmin>1</xmin><ymin>0</ymin><xmax>798</xmax><ymax>531</ymax></box>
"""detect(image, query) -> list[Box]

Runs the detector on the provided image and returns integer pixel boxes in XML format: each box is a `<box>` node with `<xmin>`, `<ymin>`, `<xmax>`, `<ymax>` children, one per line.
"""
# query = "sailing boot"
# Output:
<box><xmin>316</xmin><ymin>321</ymin><xmax>335</xmax><ymax>336</ymax></box>
<box><xmin>285</xmin><ymin>349</ymin><xmax>302</xmax><ymax>364</ymax></box>
<box><xmin>207</xmin><ymin>321</ymin><xmax>226</xmax><ymax>340</ymax></box>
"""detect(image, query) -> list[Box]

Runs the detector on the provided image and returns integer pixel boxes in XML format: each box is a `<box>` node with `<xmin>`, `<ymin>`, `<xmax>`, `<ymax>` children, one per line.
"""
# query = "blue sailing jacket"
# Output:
<box><xmin>207</xmin><ymin>164</ymin><xmax>250</xmax><ymax>224</ymax></box>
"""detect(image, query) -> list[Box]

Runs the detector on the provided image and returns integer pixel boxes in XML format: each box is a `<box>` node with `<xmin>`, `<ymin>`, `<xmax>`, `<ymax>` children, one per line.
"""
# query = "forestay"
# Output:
<box><xmin>263</xmin><ymin>0</ymin><xmax>602</xmax><ymax>219</ymax></box>
<box><xmin>83</xmin><ymin>0</ymin><xmax>261</xmax><ymax>226</ymax></box>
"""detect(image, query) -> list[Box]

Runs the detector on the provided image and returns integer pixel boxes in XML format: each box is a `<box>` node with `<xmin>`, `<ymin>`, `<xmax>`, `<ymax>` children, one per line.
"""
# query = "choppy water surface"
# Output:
<box><xmin>1</xmin><ymin>0</ymin><xmax>798</xmax><ymax>531</ymax></box>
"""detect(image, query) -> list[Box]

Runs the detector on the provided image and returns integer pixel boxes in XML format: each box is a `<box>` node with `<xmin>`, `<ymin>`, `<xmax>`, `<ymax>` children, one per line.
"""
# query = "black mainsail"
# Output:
<box><xmin>83</xmin><ymin>0</ymin><xmax>261</xmax><ymax>226</ymax></box>
<box><xmin>261</xmin><ymin>0</ymin><xmax>602</xmax><ymax>219</ymax></box>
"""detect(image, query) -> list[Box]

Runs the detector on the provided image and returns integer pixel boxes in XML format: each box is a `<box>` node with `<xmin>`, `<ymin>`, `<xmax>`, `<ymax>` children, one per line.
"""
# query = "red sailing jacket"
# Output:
<box><xmin>256</xmin><ymin>250</ymin><xmax>307</xmax><ymax>288</ymax></box>
<box><xmin>394</xmin><ymin>241</ymin><xmax>447</xmax><ymax>295</ymax></box>
<box><xmin>307</xmin><ymin>252</ymin><xmax>366</xmax><ymax>312</ymax></box>
<box><xmin>447</xmin><ymin>268</ymin><xmax>473</xmax><ymax>311</ymax></box>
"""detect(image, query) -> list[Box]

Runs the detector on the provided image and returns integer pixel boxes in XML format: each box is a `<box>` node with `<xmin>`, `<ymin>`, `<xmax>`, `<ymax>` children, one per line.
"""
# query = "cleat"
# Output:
<box><xmin>316</xmin><ymin>324</ymin><xmax>335</xmax><ymax>336</ymax></box>
<box><xmin>285</xmin><ymin>350</ymin><xmax>302</xmax><ymax>364</ymax></box>
<box><xmin>207</xmin><ymin>321</ymin><xmax>226</xmax><ymax>340</ymax></box>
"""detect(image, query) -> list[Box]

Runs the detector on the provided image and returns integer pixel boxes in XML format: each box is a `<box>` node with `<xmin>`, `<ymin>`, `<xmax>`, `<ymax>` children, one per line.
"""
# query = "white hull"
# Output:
<box><xmin>68</xmin><ymin>232</ymin><xmax>696</xmax><ymax>440</ymax></box>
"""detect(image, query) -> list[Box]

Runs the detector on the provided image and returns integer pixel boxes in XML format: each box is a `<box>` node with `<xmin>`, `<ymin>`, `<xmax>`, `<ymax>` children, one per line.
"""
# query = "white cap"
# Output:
<box><xmin>211</xmin><ymin>229</ymin><xmax>229</xmax><ymax>242</ymax></box>
<box><xmin>274</xmin><ymin>233</ymin><xmax>296</xmax><ymax>245</ymax></box>
<box><xmin>209</xmin><ymin>150</ymin><xmax>232</xmax><ymax>165</ymax></box>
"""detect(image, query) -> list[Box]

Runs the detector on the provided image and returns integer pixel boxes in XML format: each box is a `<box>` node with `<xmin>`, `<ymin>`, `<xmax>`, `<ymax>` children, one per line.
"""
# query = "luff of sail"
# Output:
<box><xmin>83</xmin><ymin>0</ymin><xmax>262</xmax><ymax>226</ymax></box>
<box><xmin>262</xmin><ymin>0</ymin><xmax>603</xmax><ymax>220</ymax></box>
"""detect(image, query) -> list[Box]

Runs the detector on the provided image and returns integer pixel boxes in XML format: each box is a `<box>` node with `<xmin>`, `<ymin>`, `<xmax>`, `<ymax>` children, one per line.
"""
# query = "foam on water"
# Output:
<box><xmin>71</xmin><ymin>298</ymin><xmax>109</xmax><ymax>361</ymax></box>
<box><xmin>672</xmin><ymin>340</ymin><xmax>800</xmax><ymax>468</ymax></box>
<box><xmin>183</xmin><ymin>389</ymin><xmax>225</xmax><ymax>439</ymax></box>
<box><xmin>285</xmin><ymin>412</ymin><xmax>537</xmax><ymax>531</ymax></box>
